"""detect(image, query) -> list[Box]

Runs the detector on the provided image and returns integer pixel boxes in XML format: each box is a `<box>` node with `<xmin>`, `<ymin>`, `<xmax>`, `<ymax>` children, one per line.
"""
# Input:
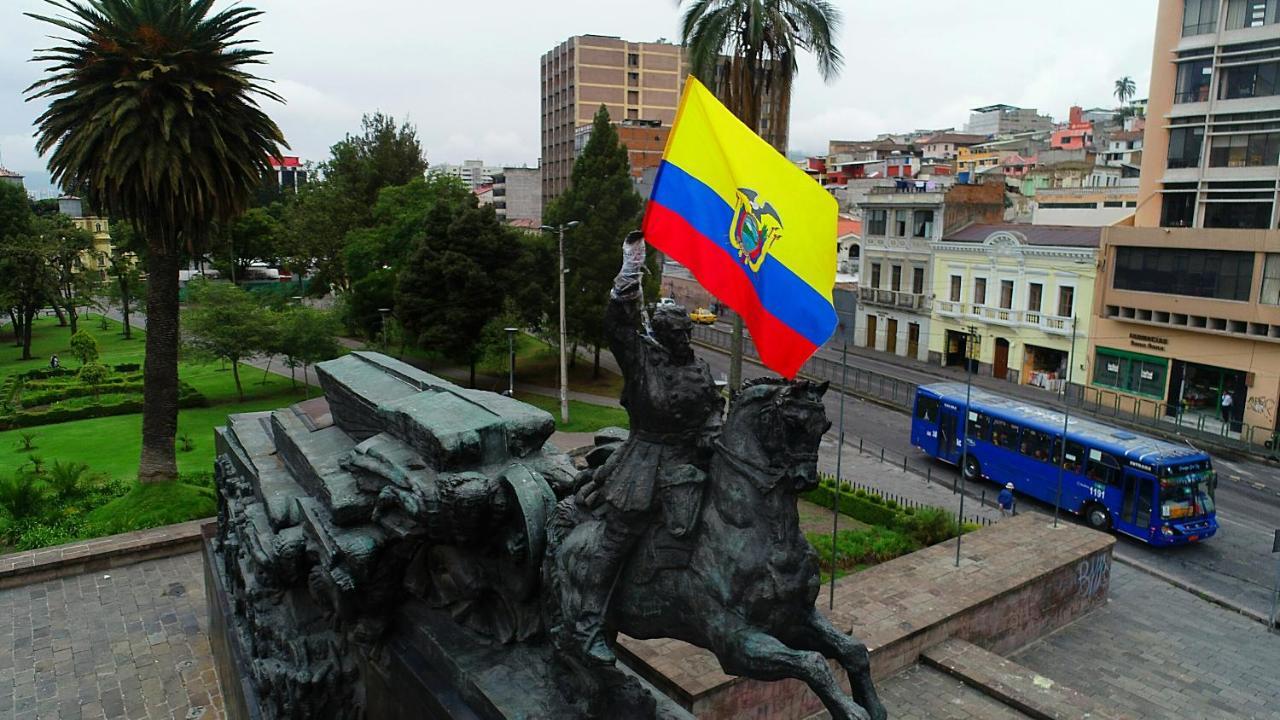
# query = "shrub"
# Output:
<box><xmin>69</xmin><ymin>330</ymin><xmax>100</xmax><ymax>366</ymax></box>
<box><xmin>46</xmin><ymin>460</ymin><xmax>90</xmax><ymax>501</ymax></box>
<box><xmin>77</xmin><ymin>363</ymin><xmax>112</xmax><ymax>400</ymax></box>
<box><xmin>179</xmin><ymin>434</ymin><xmax>195</xmax><ymax>452</ymax></box>
<box><xmin>11</xmin><ymin>518</ymin><xmax>84</xmax><ymax>551</ymax></box>
<box><xmin>17</xmin><ymin>431</ymin><xmax>38</xmax><ymax>451</ymax></box>
<box><xmin>898</xmin><ymin>507</ymin><xmax>962</xmax><ymax>547</ymax></box>
<box><xmin>0</xmin><ymin>472</ymin><xmax>50</xmax><ymax>521</ymax></box>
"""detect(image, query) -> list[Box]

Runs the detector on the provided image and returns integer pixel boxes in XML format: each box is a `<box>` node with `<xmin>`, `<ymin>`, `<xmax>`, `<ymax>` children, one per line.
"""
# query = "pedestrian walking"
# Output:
<box><xmin>1220</xmin><ymin>390</ymin><xmax>1233</xmax><ymax>425</ymax></box>
<box><xmin>49</xmin><ymin>354</ymin><xmax>60</xmax><ymax>369</ymax></box>
<box><xmin>997</xmin><ymin>482</ymin><xmax>1015</xmax><ymax>517</ymax></box>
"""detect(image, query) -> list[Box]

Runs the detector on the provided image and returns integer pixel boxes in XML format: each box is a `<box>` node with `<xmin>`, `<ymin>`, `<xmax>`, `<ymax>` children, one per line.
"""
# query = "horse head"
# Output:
<box><xmin>722</xmin><ymin>378</ymin><xmax>832</xmax><ymax>494</ymax></box>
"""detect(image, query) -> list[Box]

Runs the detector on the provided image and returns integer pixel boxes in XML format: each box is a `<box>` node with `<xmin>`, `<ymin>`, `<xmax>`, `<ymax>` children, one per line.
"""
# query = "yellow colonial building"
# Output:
<box><xmin>928</xmin><ymin>224</ymin><xmax>1100</xmax><ymax>393</ymax></box>
<box><xmin>58</xmin><ymin>196</ymin><xmax>115</xmax><ymax>279</ymax></box>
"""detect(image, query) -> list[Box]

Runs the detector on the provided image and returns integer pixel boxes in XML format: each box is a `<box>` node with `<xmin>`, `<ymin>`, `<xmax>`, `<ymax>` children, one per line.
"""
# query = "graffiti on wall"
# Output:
<box><xmin>1247</xmin><ymin>395</ymin><xmax>1275</xmax><ymax>423</ymax></box>
<box><xmin>1076</xmin><ymin>553</ymin><xmax>1110</xmax><ymax>600</ymax></box>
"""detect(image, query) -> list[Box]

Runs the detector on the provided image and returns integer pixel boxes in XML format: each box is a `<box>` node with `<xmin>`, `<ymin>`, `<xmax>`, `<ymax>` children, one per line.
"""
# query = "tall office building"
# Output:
<box><xmin>541</xmin><ymin>36</ymin><xmax>684</xmax><ymax>203</ymax></box>
<box><xmin>540</xmin><ymin>35</ymin><xmax>784</xmax><ymax>205</ymax></box>
<box><xmin>1090</xmin><ymin>0</ymin><xmax>1280</xmax><ymax>439</ymax></box>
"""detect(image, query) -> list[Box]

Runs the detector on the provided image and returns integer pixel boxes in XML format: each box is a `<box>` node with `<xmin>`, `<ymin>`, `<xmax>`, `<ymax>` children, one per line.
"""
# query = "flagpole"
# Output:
<box><xmin>830</xmin><ymin>315</ymin><xmax>852</xmax><ymax>610</ymax></box>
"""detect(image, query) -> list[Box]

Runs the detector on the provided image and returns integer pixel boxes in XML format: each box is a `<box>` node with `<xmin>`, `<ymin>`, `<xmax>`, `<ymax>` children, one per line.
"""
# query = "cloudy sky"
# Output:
<box><xmin>1</xmin><ymin>0</ymin><xmax>1157</xmax><ymax>196</ymax></box>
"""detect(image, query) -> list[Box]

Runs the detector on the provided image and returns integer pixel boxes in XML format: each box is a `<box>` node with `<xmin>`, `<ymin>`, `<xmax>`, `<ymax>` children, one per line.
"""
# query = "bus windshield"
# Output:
<box><xmin>1159</xmin><ymin>470</ymin><xmax>1215</xmax><ymax>521</ymax></box>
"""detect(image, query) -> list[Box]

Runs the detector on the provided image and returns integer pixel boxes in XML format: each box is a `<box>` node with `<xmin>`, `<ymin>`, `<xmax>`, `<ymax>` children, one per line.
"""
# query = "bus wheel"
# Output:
<box><xmin>1084</xmin><ymin>503</ymin><xmax>1112</xmax><ymax>531</ymax></box>
<box><xmin>962</xmin><ymin>456</ymin><xmax>981</xmax><ymax>481</ymax></box>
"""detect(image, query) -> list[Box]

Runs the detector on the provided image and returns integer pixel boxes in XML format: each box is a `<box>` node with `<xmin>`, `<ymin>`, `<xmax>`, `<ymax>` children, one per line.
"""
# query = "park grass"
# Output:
<box><xmin>82</xmin><ymin>480</ymin><xmax>216</xmax><ymax>537</ymax></box>
<box><xmin>0</xmin><ymin>316</ymin><xmax>310</xmax><ymax>549</ymax></box>
<box><xmin>514</xmin><ymin>391</ymin><xmax>629</xmax><ymax>433</ymax></box>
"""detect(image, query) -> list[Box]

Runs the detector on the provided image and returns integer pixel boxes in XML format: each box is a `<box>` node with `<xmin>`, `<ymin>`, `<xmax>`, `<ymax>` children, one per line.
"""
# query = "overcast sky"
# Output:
<box><xmin>2</xmin><ymin>0</ymin><xmax>1158</xmax><ymax>196</ymax></box>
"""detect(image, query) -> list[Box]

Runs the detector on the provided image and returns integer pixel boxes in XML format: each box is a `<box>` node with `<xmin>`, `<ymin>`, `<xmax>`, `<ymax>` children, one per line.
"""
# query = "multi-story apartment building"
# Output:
<box><xmin>57</xmin><ymin>196</ymin><xmax>114</xmax><ymax>280</ymax></box>
<box><xmin>540</xmin><ymin>36</ymin><xmax>684</xmax><ymax>203</ymax></box>
<box><xmin>919</xmin><ymin>133</ymin><xmax>987</xmax><ymax>161</ymax></box>
<box><xmin>1091</xmin><ymin>0</ymin><xmax>1280</xmax><ymax>438</ymax></box>
<box><xmin>573</xmin><ymin>118</ymin><xmax>671</xmax><ymax>179</ymax></box>
<box><xmin>266</xmin><ymin>156</ymin><xmax>309</xmax><ymax>192</ymax></box>
<box><xmin>964</xmin><ymin>104</ymin><xmax>1054</xmax><ymax>136</ymax></box>
<box><xmin>429</xmin><ymin>160</ymin><xmax>503</xmax><ymax>191</ymax></box>
<box><xmin>491</xmin><ymin>167</ymin><xmax>542</xmax><ymax>226</ymax></box>
<box><xmin>930</xmin><ymin>225</ymin><xmax>1099</xmax><ymax>391</ymax></box>
<box><xmin>856</xmin><ymin>181</ymin><xmax>1004</xmax><ymax>361</ymax></box>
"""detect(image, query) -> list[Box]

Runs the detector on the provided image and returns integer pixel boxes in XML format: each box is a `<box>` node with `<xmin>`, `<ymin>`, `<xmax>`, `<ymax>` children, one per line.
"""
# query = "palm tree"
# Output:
<box><xmin>679</xmin><ymin>0</ymin><xmax>844</xmax><ymax>391</ymax></box>
<box><xmin>1114</xmin><ymin>76</ymin><xmax>1136</xmax><ymax>106</ymax></box>
<box><xmin>27</xmin><ymin>0</ymin><xmax>286</xmax><ymax>483</ymax></box>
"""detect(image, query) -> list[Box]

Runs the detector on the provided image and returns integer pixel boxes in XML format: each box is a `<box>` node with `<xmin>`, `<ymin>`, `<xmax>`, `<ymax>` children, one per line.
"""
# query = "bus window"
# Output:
<box><xmin>1062</xmin><ymin>441</ymin><xmax>1086</xmax><ymax>474</ymax></box>
<box><xmin>1019</xmin><ymin>428</ymin><xmax>1058</xmax><ymax>463</ymax></box>
<box><xmin>915</xmin><ymin>396</ymin><xmax>940</xmax><ymax>423</ymax></box>
<box><xmin>967</xmin><ymin>412</ymin><xmax>991</xmax><ymax>442</ymax></box>
<box><xmin>1086</xmin><ymin>449</ymin><xmax>1122</xmax><ymax>485</ymax></box>
<box><xmin>990</xmin><ymin>418</ymin><xmax>1020</xmax><ymax>451</ymax></box>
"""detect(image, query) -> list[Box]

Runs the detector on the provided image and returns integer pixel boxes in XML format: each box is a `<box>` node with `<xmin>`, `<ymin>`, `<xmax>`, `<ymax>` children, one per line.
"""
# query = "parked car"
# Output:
<box><xmin>689</xmin><ymin>307</ymin><xmax>717</xmax><ymax>325</ymax></box>
<box><xmin>657</xmin><ymin>297</ymin><xmax>677</xmax><ymax>308</ymax></box>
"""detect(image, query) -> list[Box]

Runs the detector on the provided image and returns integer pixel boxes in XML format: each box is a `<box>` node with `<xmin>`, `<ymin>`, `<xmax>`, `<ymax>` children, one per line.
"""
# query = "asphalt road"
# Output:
<box><xmin>693</xmin><ymin>331</ymin><xmax>1280</xmax><ymax>621</ymax></box>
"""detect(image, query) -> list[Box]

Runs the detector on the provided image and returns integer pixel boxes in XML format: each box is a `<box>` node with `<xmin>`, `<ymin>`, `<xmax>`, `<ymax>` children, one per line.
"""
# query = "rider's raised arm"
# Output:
<box><xmin>606</xmin><ymin>231</ymin><xmax>647</xmax><ymax>377</ymax></box>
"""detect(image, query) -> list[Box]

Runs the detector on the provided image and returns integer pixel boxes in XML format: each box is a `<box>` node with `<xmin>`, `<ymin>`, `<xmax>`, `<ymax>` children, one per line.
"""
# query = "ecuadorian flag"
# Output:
<box><xmin>642</xmin><ymin>76</ymin><xmax>837</xmax><ymax>379</ymax></box>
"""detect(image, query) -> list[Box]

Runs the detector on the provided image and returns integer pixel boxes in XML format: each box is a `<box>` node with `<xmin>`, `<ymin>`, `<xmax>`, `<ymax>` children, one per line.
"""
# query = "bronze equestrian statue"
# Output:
<box><xmin>545</xmin><ymin>232</ymin><xmax>886</xmax><ymax>720</ymax></box>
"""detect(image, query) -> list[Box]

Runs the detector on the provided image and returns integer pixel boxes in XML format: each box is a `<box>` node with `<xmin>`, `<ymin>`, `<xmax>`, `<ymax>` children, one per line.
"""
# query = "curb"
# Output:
<box><xmin>0</xmin><ymin>518</ymin><xmax>209</xmax><ymax>590</ymax></box>
<box><xmin>1111</xmin><ymin>553</ymin><xmax>1272</xmax><ymax>626</ymax></box>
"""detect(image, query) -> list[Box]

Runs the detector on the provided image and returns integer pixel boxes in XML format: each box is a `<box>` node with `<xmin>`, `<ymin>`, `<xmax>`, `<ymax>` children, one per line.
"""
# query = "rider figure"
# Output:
<box><xmin>569</xmin><ymin>230</ymin><xmax>723</xmax><ymax>665</ymax></box>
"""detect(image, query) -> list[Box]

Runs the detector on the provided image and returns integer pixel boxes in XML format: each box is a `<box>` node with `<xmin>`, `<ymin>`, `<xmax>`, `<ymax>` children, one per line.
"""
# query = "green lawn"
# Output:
<box><xmin>515</xmin><ymin>391</ymin><xmax>629</xmax><ymax>433</ymax></box>
<box><xmin>0</xmin><ymin>316</ymin><xmax>309</xmax><ymax>483</ymax></box>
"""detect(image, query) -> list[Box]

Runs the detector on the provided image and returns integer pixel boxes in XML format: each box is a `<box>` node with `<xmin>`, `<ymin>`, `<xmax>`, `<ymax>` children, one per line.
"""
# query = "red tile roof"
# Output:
<box><xmin>837</xmin><ymin>217</ymin><xmax>862</xmax><ymax>238</ymax></box>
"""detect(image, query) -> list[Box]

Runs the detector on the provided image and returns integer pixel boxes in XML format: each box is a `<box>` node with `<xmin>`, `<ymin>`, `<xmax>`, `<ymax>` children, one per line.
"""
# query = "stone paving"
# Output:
<box><xmin>876</xmin><ymin>664</ymin><xmax>1030</xmax><ymax>720</ymax></box>
<box><xmin>0</xmin><ymin>553</ymin><xmax>221</xmax><ymax>720</ymax></box>
<box><xmin>1011</xmin><ymin>562</ymin><xmax>1280</xmax><ymax>720</ymax></box>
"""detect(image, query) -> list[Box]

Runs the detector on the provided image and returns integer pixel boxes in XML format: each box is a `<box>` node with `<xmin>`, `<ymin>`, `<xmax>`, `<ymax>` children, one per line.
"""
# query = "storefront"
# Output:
<box><xmin>1023</xmin><ymin>344</ymin><xmax>1069</xmax><ymax>392</ymax></box>
<box><xmin>1166</xmin><ymin>360</ymin><xmax>1248</xmax><ymax>428</ymax></box>
<box><xmin>1092</xmin><ymin>347</ymin><xmax>1169</xmax><ymax>400</ymax></box>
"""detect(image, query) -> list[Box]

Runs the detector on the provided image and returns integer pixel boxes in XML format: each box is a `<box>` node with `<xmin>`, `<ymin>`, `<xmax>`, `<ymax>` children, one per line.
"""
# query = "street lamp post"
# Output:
<box><xmin>504</xmin><ymin>327</ymin><xmax>518</xmax><ymax>397</ymax></box>
<box><xmin>377</xmin><ymin>307</ymin><xmax>392</xmax><ymax>351</ymax></box>
<box><xmin>541</xmin><ymin>221</ymin><xmax>579</xmax><ymax>425</ymax></box>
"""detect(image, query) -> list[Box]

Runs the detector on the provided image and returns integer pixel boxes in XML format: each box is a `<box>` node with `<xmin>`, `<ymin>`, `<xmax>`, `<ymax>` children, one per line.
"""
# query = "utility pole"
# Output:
<box><xmin>829</xmin><ymin>302</ymin><xmax>855</xmax><ymax>610</ymax></box>
<box><xmin>1053</xmin><ymin>316</ymin><xmax>1079</xmax><ymax>528</ymax></box>
<box><xmin>956</xmin><ymin>325</ymin><xmax>977</xmax><ymax>568</ymax></box>
<box><xmin>541</xmin><ymin>221</ymin><xmax>579</xmax><ymax>424</ymax></box>
<box><xmin>1270</xmin><ymin>529</ymin><xmax>1279</xmax><ymax>633</ymax></box>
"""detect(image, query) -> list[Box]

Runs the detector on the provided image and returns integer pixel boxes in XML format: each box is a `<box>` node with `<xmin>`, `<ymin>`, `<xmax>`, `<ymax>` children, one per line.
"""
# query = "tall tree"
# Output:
<box><xmin>679</xmin><ymin>0</ymin><xmax>843</xmax><ymax>389</ymax></box>
<box><xmin>182</xmin><ymin>280</ymin><xmax>271</xmax><ymax>403</ymax></box>
<box><xmin>103</xmin><ymin>223</ymin><xmax>145</xmax><ymax>340</ymax></box>
<box><xmin>211</xmin><ymin>206</ymin><xmax>281</xmax><ymax>284</ymax></box>
<box><xmin>45</xmin><ymin>216</ymin><xmax>97</xmax><ymax>336</ymax></box>
<box><xmin>1114</xmin><ymin>76</ymin><xmax>1137</xmax><ymax>106</ymax></box>
<box><xmin>325</xmin><ymin>112</ymin><xmax>429</xmax><ymax>209</ymax></box>
<box><xmin>543</xmin><ymin>106</ymin><xmax>644</xmax><ymax>377</ymax></box>
<box><xmin>396</xmin><ymin>203</ymin><xmax>520</xmax><ymax>387</ymax></box>
<box><xmin>28</xmin><ymin>0</ymin><xmax>286</xmax><ymax>483</ymax></box>
<box><xmin>0</xmin><ymin>182</ymin><xmax>38</xmax><ymax>348</ymax></box>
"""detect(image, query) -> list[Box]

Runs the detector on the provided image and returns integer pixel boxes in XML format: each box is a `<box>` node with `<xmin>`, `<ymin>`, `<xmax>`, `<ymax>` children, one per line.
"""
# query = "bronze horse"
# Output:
<box><xmin>545</xmin><ymin>379</ymin><xmax>886</xmax><ymax>720</ymax></box>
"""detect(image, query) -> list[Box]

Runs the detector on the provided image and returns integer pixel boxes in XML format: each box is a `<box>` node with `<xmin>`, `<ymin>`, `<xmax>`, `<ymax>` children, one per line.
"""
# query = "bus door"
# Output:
<box><xmin>937</xmin><ymin>405</ymin><xmax>963</xmax><ymax>464</ymax></box>
<box><xmin>1117</xmin><ymin>470</ymin><xmax>1155</xmax><ymax>539</ymax></box>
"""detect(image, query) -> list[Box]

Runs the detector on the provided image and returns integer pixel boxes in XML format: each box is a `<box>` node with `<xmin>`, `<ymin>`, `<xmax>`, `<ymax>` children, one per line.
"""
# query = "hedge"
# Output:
<box><xmin>803</xmin><ymin>481</ymin><xmax>966</xmax><ymax>548</ymax></box>
<box><xmin>0</xmin><ymin>383</ymin><xmax>206</xmax><ymax>430</ymax></box>
<box><xmin>803</xmin><ymin>484</ymin><xmax>901</xmax><ymax>527</ymax></box>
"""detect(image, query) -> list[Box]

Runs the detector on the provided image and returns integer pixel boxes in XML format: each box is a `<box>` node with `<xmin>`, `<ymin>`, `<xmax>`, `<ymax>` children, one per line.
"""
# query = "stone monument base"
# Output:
<box><xmin>203</xmin><ymin>525</ymin><xmax>693</xmax><ymax>720</ymax></box>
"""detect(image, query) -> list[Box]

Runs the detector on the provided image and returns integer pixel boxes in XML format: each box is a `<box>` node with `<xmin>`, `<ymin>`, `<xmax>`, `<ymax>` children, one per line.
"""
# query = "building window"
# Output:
<box><xmin>1093</xmin><ymin>348</ymin><xmax>1169</xmax><ymax>398</ymax></box>
<box><xmin>870</xmin><ymin>263</ymin><xmax>882</xmax><ymax>288</ymax></box>
<box><xmin>1159</xmin><ymin>192</ymin><xmax>1196</xmax><ymax>227</ymax></box>
<box><xmin>626</xmin><ymin>108</ymin><xmax>639</xmax><ymax>120</ymax></box>
<box><xmin>1174</xmin><ymin>59</ymin><xmax>1213</xmax><ymax>102</ymax></box>
<box><xmin>913</xmin><ymin>209</ymin><xmax>934</xmax><ymax>238</ymax></box>
<box><xmin>1220</xmin><ymin>61</ymin><xmax>1280</xmax><ymax>100</ymax></box>
<box><xmin>628</xmin><ymin>90</ymin><xmax>639</xmax><ymax>105</ymax></box>
<box><xmin>1113</xmin><ymin>247</ymin><xmax>1254</xmax><ymax>301</ymax></box>
<box><xmin>1057</xmin><ymin>286</ymin><xmax>1074</xmax><ymax>317</ymax></box>
<box><xmin>999</xmin><ymin>280</ymin><xmax>1014</xmax><ymax>309</ymax></box>
<box><xmin>950</xmin><ymin>275</ymin><xmax>962</xmax><ymax>302</ymax></box>
<box><xmin>1203</xmin><ymin>201</ymin><xmax>1272</xmax><ymax>229</ymax></box>
<box><xmin>867</xmin><ymin>209</ymin><xmax>887</xmax><ymax>235</ymax></box>
<box><xmin>912</xmin><ymin>267</ymin><xmax>925</xmax><ymax>294</ymax></box>
<box><xmin>1183</xmin><ymin>0</ymin><xmax>1220</xmax><ymax>35</ymax></box>
<box><xmin>628</xmin><ymin>72</ymin><xmax>639</xmax><ymax>86</ymax></box>
<box><xmin>894</xmin><ymin>209</ymin><xmax>908</xmax><ymax>237</ymax></box>
<box><xmin>1262</xmin><ymin>254</ymin><xmax>1280</xmax><ymax>304</ymax></box>
<box><xmin>974</xmin><ymin>277</ymin><xmax>987</xmax><ymax>305</ymax></box>
<box><xmin>1226</xmin><ymin>0</ymin><xmax>1280</xmax><ymax>29</ymax></box>
<box><xmin>1027</xmin><ymin>282</ymin><xmax>1043</xmax><ymax>312</ymax></box>
<box><xmin>891</xmin><ymin>264</ymin><xmax>902</xmax><ymax>291</ymax></box>
<box><xmin>1166</xmin><ymin>126</ymin><xmax>1205</xmax><ymax>168</ymax></box>
<box><xmin>628</xmin><ymin>52</ymin><xmax>639</xmax><ymax>67</ymax></box>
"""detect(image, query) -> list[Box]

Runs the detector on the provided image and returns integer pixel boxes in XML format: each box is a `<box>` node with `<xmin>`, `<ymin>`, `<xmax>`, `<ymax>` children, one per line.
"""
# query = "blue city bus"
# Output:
<box><xmin>911</xmin><ymin>382</ymin><xmax>1217</xmax><ymax>546</ymax></box>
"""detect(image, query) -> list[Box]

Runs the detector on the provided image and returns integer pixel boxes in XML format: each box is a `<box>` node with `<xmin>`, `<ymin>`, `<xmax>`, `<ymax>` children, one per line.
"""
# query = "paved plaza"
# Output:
<box><xmin>0</xmin><ymin>553</ymin><xmax>221</xmax><ymax>720</ymax></box>
<box><xmin>1012</xmin><ymin>563</ymin><xmax>1280</xmax><ymax>720</ymax></box>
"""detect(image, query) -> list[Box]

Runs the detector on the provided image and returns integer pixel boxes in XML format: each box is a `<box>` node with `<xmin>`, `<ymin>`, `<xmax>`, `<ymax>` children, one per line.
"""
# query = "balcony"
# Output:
<box><xmin>936</xmin><ymin>299</ymin><xmax>967</xmax><ymax>317</ymax></box>
<box><xmin>859</xmin><ymin>287</ymin><xmax>930</xmax><ymax>311</ymax></box>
